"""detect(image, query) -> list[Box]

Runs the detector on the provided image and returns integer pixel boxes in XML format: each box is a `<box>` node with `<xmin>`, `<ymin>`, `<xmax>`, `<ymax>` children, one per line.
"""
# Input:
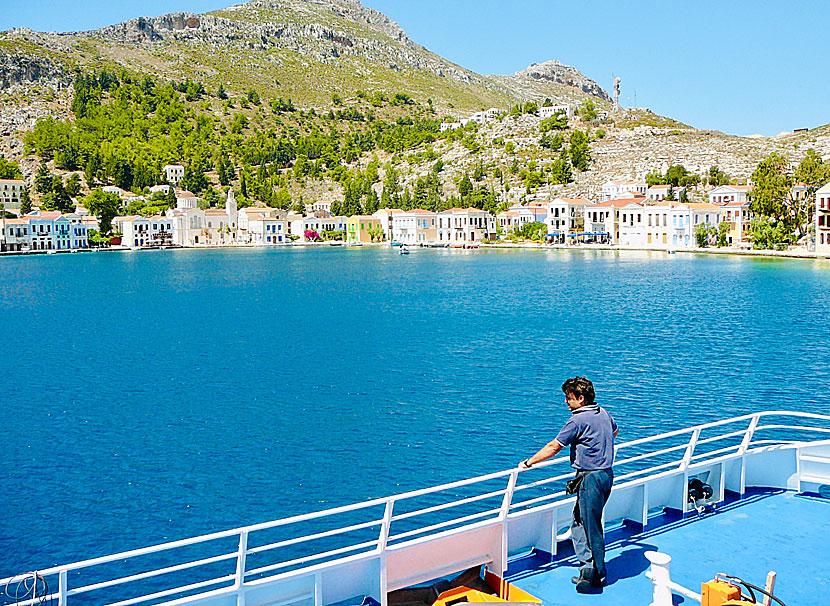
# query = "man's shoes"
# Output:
<box><xmin>573</xmin><ymin>569</ymin><xmax>594</xmax><ymax>593</ymax></box>
<box><xmin>571</xmin><ymin>570</ymin><xmax>605</xmax><ymax>592</ymax></box>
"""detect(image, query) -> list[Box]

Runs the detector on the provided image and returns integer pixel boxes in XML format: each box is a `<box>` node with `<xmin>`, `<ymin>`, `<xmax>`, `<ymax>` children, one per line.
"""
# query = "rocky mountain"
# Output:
<box><xmin>514</xmin><ymin>61</ymin><xmax>612</xmax><ymax>103</ymax></box>
<box><xmin>0</xmin><ymin>0</ymin><xmax>611</xmax><ymax>113</ymax></box>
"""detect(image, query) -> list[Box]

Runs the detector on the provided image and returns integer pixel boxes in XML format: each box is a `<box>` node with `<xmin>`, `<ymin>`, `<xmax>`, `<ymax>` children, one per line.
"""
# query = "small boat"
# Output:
<box><xmin>399</xmin><ymin>246</ymin><xmax>410</xmax><ymax>255</ymax></box>
<box><xmin>390</xmin><ymin>241</ymin><xmax>403</xmax><ymax>247</ymax></box>
<box><xmin>667</xmin><ymin>249</ymin><xmax>677</xmax><ymax>255</ymax></box>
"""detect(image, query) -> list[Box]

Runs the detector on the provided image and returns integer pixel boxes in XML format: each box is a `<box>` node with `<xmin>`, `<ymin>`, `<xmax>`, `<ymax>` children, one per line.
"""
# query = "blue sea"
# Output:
<box><xmin>1</xmin><ymin>247</ymin><xmax>829</xmax><ymax>577</ymax></box>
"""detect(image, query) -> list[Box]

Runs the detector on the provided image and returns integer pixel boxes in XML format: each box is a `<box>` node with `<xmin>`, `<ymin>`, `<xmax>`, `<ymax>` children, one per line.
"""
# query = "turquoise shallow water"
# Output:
<box><xmin>1</xmin><ymin>247</ymin><xmax>829</xmax><ymax>576</ymax></box>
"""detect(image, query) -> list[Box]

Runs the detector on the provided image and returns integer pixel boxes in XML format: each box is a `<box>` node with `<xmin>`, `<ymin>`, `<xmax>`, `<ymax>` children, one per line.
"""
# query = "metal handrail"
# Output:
<box><xmin>2</xmin><ymin>410</ymin><xmax>828</xmax><ymax>606</ymax></box>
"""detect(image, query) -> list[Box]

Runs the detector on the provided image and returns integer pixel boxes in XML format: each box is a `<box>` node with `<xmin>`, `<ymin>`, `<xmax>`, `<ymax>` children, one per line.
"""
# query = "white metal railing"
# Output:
<box><xmin>2</xmin><ymin>410</ymin><xmax>829</xmax><ymax>606</ymax></box>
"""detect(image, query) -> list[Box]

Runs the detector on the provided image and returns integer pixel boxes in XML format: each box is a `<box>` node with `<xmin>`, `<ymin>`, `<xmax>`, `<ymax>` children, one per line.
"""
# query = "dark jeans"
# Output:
<box><xmin>571</xmin><ymin>468</ymin><xmax>614</xmax><ymax>581</ymax></box>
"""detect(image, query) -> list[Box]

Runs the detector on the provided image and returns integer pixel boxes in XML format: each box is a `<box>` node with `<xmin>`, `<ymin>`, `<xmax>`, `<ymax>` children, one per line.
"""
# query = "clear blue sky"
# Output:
<box><xmin>3</xmin><ymin>0</ymin><xmax>827</xmax><ymax>136</ymax></box>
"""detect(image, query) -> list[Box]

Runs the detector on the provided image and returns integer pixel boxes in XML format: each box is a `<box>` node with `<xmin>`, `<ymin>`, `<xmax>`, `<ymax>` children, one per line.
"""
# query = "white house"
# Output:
<box><xmin>485</xmin><ymin>107</ymin><xmax>504</xmax><ymax>120</ymax></box>
<box><xmin>583</xmin><ymin>198</ymin><xmax>640</xmax><ymax>243</ymax></box>
<box><xmin>1</xmin><ymin>218</ymin><xmax>29</xmax><ymax>251</ymax></box>
<box><xmin>470</xmin><ymin>111</ymin><xmax>487</xmax><ymax>125</ymax></box>
<box><xmin>436</xmin><ymin>208</ymin><xmax>496</xmax><ymax>244</ymax></box>
<box><xmin>167</xmin><ymin>207</ymin><xmax>206</xmax><ymax>246</ymax></box>
<box><xmin>149</xmin><ymin>184</ymin><xmax>172</xmax><ymax>195</ymax></box>
<box><xmin>439</xmin><ymin>122</ymin><xmax>462</xmax><ymax>132</ymax></box>
<box><xmin>601</xmin><ymin>180</ymin><xmax>647</xmax><ymax>201</ymax></box>
<box><xmin>708</xmin><ymin>184</ymin><xmax>752</xmax><ymax>205</ymax></box>
<box><xmin>538</xmin><ymin>104</ymin><xmax>573</xmax><ymax>120</ymax></box>
<box><xmin>373</xmin><ymin>208</ymin><xmax>405</xmax><ymax>242</ymax></box>
<box><xmin>304</xmin><ymin>200</ymin><xmax>334</xmax><ymax>214</ymax></box>
<box><xmin>617</xmin><ymin>202</ymin><xmax>646</xmax><ymax>246</ymax></box>
<box><xmin>114</xmin><ymin>215</ymin><xmax>173</xmax><ymax>248</ymax></box>
<box><xmin>392</xmin><ymin>211</ymin><xmax>418</xmax><ymax>245</ymax></box>
<box><xmin>646</xmin><ymin>184</ymin><xmax>686</xmax><ymax>202</ymax></box>
<box><xmin>163</xmin><ymin>164</ymin><xmax>185</xmax><ymax>185</ymax></box>
<box><xmin>248</xmin><ymin>215</ymin><xmax>288</xmax><ymax>245</ymax></box>
<box><xmin>816</xmin><ymin>183</ymin><xmax>830</xmax><ymax>254</ymax></box>
<box><xmin>545</xmin><ymin>198</ymin><xmax>590</xmax><ymax>237</ymax></box>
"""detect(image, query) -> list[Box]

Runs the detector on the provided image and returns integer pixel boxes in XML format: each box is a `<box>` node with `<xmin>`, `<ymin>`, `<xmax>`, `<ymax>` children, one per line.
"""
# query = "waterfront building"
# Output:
<box><xmin>287</xmin><ymin>213</ymin><xmax>304</xmax><ymax>239</ymax></box>
<box><xmin>816</xmin><ymin>183</ymin><xmax>830</xmax><ymax>254</ymax></box>
<box><xmin>436</xmin><ymin>208</ymin><xmax>496</xmax><ymax>244</ymax></box>
<box><xmin>601</xmin><ymin>179</ymin><xmax>647</xmax><ymax>201</ymax></box>
<box><xmin>346</xmin><ymin>215</ymin><xmax>383</xmax><ymax>244</ymax></box>
<box><xmin>0</xmin><ymin>178</ymin><xmax>26</xmax><ymax>215</ymax></box>
<box><xmin>247</xmin><ymin>215</ymin><xmax>287</xmax><ymax>245</ymax></box>
<box><xmin>1</xmin><ymin>218</ymin><xmax>29</xmax><ymax>251</ymax></box>
<box><xmin>372</xmin><ymin>208</ymin><xmax>404</xmax><ymax>242</ymax></box>
<box><xmin>646</xmin><ymin>184</ymin><xmax>686</xmax><ymax>201</ymax></box>
<box><xmin>617</xmin><ymin>201</ymin><xmax>647</xmax><ymax>246</ymax></box>
<box><xmin>708</xmin><ymin>184</ymin><xmax>752</xmax><ymax>205</ymax></box>
<box><xmin>114</xmin><ymin>215</ymin><xmax>173</xmax><ymax>248</ymax></box>
<box><xmin>392</xmin><ymin>210</ymin><xmax>437</xmax><ymax>245</ymax></box>
<box><xmin>583</xmin><ymin>198</ymin><xmax>639</xmax><ymax>243</ymax></box>
<box><xmin>545</xmin><ymin>197</ymin><xmax>590</xmax><ymax>238</ymax></box>
<box><xmin>238</xmin><ymin>207</ymin><xmax>275</xmax><ymax>244</ymax></box>
<box><xmin>28</xmin><ymin>210</ymin><xmax>62</xmax><ymax>251</ymax></box>
<box><xmin>721</xmin><ymin>200</ymin><xmax>753</xmax><ymax>246</ymax></box>
<box><xmin>167</xmin><ymin>207</ymin><xmax>207</xmax><ymax>246</ymax></box>
<box><xmin>302</xmin><ymin>215</ymin><xmax>347</xmax><ymax>240</ymax></box>
<box><xmin>163</xmin><ymin>164</ymin><xmax>184</xmax><ymax>185</ymax></box>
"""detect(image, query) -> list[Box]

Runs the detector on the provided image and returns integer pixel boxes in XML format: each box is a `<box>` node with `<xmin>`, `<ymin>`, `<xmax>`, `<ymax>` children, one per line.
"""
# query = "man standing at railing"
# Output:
<box><xmin>519</xmin><ymin>376</ymin><xmax>618</xmax><ymax>594</ymax></box>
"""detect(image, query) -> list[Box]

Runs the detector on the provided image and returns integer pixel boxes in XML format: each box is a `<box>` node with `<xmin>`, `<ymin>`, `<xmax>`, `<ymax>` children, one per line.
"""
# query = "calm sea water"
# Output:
<box><xmin>1</xmin><ymin>247</ymin><xmax>829</xmax><ymax>576</ymax></box>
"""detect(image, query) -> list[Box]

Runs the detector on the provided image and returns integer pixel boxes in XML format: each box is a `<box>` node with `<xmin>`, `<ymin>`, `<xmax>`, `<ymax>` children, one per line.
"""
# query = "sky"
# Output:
<box><xmin>2</xmin><ymin>0</ymin><xmax>828</xmax><ymax>137</ymax></box>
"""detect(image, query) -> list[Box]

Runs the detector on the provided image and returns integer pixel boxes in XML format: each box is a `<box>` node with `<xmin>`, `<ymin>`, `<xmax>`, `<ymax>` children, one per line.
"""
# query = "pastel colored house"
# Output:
<box><xmin>436</xmin><ymin>208</ymin><xmax>496</xmax><ymax>244</ymax></box>
<box><xmin>346</xmin><ymin>215</ymin><xmax>384</xmax><ymax>244</ymax></box>
<box><xmin>1</xmin><ymin>218</ymin><xmax>29</xmax><ymax>251</ymax></box>
<box><xmin>372</xmin><ymin>208</ymin><xmax>405</xmax><ymax>242</ymax></box>
<box><xmin>721</xmin><ymin>200</ymin><xmax>753</xmax><ymax>246</ymax></box>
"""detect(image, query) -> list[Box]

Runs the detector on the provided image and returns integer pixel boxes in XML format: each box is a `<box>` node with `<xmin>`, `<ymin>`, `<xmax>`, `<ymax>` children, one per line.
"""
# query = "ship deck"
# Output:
<box><xmin>504</xmin><ymin>488</ymin><xmax>830</xmax><ymax>606</ymax></box>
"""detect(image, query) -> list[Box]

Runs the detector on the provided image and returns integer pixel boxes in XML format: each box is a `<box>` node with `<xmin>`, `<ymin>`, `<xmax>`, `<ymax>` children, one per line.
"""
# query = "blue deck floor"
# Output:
<box><xmin>504</xmin><ymin>489</ymin><xmax>830</xmax><ymax>606</ymax></box>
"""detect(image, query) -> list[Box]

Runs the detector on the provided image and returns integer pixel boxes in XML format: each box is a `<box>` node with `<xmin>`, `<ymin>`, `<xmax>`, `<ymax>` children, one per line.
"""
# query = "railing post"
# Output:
<box><xmin>235</xmin><ymin>531</ymin><xmax>248</xmax><ymax>606</ymax></box>
<box><xmin>679</xmin><ymin>428</ymin><xmax>700</xmax><ymax>471</ymax></box>
<box><xmin>378</xmin><ymin>500</ymin><xmax>395</xmax><ymax>606</ymax></box>
<box><xmin>739</xmin><ymin>415</ymin><xmax>760</xmax><ymax>495</ymax></box>
<box><xmin>494</xmin><ymin>470</ymin><xmax>519</xmax><ymax>576</ymax></box>
<box><xmin>645</xmin><ymin>551</ymin><xmax>673</xmax><ymax>606</ymax></box>
<box><xmin>58</xmin><ymin>570</ymin><xmax>67</xmax><ymax>606</ymax></box>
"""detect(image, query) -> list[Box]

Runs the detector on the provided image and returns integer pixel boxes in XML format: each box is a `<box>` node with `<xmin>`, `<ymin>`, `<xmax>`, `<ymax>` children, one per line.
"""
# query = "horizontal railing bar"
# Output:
<box><xmin>608</xmin><ymin>459</ymin><xmax>684</xmax><ymax>483</ymax></box>
<box><xmin>694</xmin><ymin>428</ymin><xmax>747</xmax><ymax>446</ymax></box>
<box><xmin>388</xmin><ymin>507</ymin><xmax>501</xmax><ymax>543</ymax></box>
<box><xmin>246</xmin><ymin>518</ymin><xmax>383</xmax><ymax>555</ymax></box>
<box><xmin>68</xmin><ymin>552</ymin><xmax>239</xmax><ymax>596</ymax></box>
<box><xmin>105</xmin><ymin>574</ymin><xmax>237</xmax><ymax>606</ymax></box>
<box><xmin>755</xmin><ymin>424</ymin><xmax>830</xmax><ymax>434</ymax></box>
<box><xmin>689</xmin><ymin>444</ymin><xmax>741</xmax><ymax>462</ymax></box>
<box><xmin>245</xmin><ymin>539</ymin><xmax>378</xmax><ymax>578</ymax></box>
<box><xmin>509</xmin><ymin>489</ymin><xmax>569</xmax><ymax>510</ymax></box>
<box><xmin>391</xmin><ymin>488</ymin><xmax>506</xmax><ymax>523</ymax></box>
<box><xmin>614</xmin><ymin>443</ymin><xmax>690</xmax><ymax>467</ymax></box>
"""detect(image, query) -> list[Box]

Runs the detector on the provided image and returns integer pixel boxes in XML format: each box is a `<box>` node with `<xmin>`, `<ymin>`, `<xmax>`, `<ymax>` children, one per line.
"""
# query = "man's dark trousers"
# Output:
<box><xmin>572</xmin><ymin>468</ymin><xmax>614</xmax><ymax>583</ymax></box>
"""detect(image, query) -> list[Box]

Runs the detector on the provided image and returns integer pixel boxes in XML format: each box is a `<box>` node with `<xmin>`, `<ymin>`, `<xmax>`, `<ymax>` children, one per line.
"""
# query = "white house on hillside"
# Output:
<box><xmin>163</xmin><ymin>164</ymin><xmax>185</xmax><ymax>185</ymax></box>
<box><xmin>602</xmin><ymin>180</ymin><xmax>647</xmax><ymax>201</ymax></box>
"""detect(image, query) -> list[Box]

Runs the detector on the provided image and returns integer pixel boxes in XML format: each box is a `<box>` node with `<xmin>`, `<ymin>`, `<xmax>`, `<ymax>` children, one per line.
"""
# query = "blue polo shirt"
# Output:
<box><xmin>554</xmin><ymin>404</ymin><xmax>617</xmax><ymax>470</ymax></box>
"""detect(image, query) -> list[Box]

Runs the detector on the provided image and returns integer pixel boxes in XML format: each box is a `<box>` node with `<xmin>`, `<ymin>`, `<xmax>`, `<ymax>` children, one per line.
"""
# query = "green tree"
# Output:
<box><xmin>707</xmin><ymin>165</ymin><xmax>730</xmax><ymax>186</ymax></box>
<box><xmin>65</xmin><ymin>173</ymin><xmax>82</xmax><ymax>197</ymax></box>
<box><xmin>569</xmin><ymin>130</ymin><xmax>591</xmax><ymax>171</ymax></box>
<box><xmin>578</xmin><ymin>99</ymin><xmax>598</xmax><ymax>122</ymax></box>
<box><xmin>20</xmin><ymin>187</ymin><xmax>32</xmax><ymax>215</ymax></box>
<box><xmin>84</xmin><ymin>189</ymin><xmax>122</xmax><ymax>233</ymax></box>
<box><xmin>458</xmin><ymin>173</ymin><xmax>473</xmax><ymax>198</ymax></box>
<box><xmin>0</xmin><ymin>157</ymin><xmax>23</xmax><ymax>179</ymax></box>
<box><xmin>749</xmin><ymin>152</ymin><xmax>792</xmax><ymax>226</ymax></box>
<box><xmin>717</xmin><ymin>220</ymin><xmax>730</xmax><ymax>247</ymax></box>
<box><xmin>35</xmin><ymin>162</ymin><xmax>53</xmax><ymax>194</ymax></box>
<box><xmin>381</xmin><ymin>166</ymin><xmax>401</xmax><ymax>207</ymax></box>
<box><xmin>540</xmin><ymin>111</ymin><xmax>568</xmax><ymax>132</ymax></box>
<box><xmin>694</xmin><ymin>223</ymin><xmax>715</xmax><ymax>247</ymax></box>
<box><xmin>217</xmin><ymin>83</ymin><xmax>227</xmax><ymax>99</ymax></box>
